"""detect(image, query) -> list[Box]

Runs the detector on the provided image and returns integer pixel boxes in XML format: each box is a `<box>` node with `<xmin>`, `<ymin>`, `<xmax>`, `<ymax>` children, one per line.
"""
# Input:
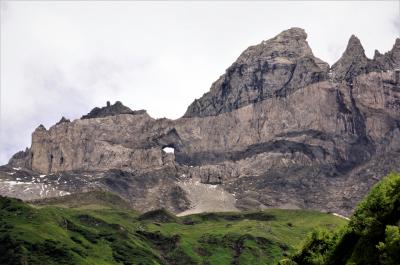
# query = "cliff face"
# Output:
<box><xmin>2</xmin><ymin>28</ymin><xmax>400</xmax><ymax>216</ymax></box>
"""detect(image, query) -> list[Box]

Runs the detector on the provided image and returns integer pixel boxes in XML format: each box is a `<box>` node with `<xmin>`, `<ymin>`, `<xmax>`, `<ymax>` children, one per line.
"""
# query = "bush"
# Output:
<box><xmin>289</xmin><ymin>172</ymin><xmax>400</xmax><ymax>265</ymax></box>
<box><xmin>350</xmin><ymin>172</ymin><xmax>400</xmax><ymax>237</ymax></box>
<box><xmin>377</xmin><ymin>225</ymin><xmax>400</xmax><ymax>265</ymax></box>
<box><xmin>291</xmin><ymin>228</ymin><xmax>339</xmax><ymax>265</ymax></box>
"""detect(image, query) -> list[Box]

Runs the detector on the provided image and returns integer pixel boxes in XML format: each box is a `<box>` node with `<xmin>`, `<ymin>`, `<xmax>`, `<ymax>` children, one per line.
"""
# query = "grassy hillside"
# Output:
<box><xmin>0</xmin><ymin>191</ymin><xmax>346</xmax><ymax>265</ymax></box>
<box><xmin>285</xmin><ymin>172</ymin><xmax>400</xmax><ymax>265</ymax></box>
<box><xmin>30</xmin><ymin>190</ymin><xmax>134</xmax><ymax>210</ymax></box>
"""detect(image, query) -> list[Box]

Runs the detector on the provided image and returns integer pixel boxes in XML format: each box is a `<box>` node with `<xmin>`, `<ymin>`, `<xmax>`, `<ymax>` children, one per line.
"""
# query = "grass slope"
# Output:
<box><xmin>30</xmin><ymin>190</ymin><xmax>134</xmax><ymax>210</ymax></box>
<box><xmin>0</xmin><ymin>192</ymin><xmax>346</xmax><ymax>265</ymax></box>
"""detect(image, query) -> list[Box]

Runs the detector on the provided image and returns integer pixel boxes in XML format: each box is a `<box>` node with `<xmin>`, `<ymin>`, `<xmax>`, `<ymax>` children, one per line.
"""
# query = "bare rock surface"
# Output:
<box><xmin>184</xmin><ymin>28</ymin><xmax>329</xmax><ymax>117</ymax></box>
<box><xmin>2</xmin><ymin>28</ymin><xmax>400</xmax><ymax>216</ymax></box>
<box><xmin>81</xmin><ymin>101</ymin><xmax>146</xmax><ymax>119</ymax></box>
<box><xmin>177</xmin><ymin>178</ymin><xmax>238</xmax><ymax>216</ymax></box>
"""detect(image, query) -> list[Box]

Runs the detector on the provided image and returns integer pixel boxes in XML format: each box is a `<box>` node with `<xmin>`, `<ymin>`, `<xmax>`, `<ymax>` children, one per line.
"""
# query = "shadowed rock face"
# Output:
<box><xmin>3</xmin><ymin>28</ymin><xmax>400</xmax><ymax>216</ymax></box>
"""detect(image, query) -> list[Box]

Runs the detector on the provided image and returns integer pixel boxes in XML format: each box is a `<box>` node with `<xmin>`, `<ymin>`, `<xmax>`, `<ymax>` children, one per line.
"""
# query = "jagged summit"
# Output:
<box><xmin>184</xmin><ymin>27</ymin><xmax>329</xmax><ymax>118</ymax></box>
<box><xmin>56</xmin><ymin>116</ymin><xmax>70</xmax><ymax>125</ymax></box>
<box><xmin>184</xmin><ymin>30</ymin><xmax>399</xmax><ymax>119</ymax></box>
<box><xmin>373</xmin><ymin>37</ymin><xmax>400</xmax><ymax>70</ymax></box>
<box><xmin>342</xmin><ymin>35</ymin><xmax>367</xmax><ymax>62</ymax></box>
<box><xmin>35</xmin><ymin>124</ymin><xmax>47</xmax><ymax>131</ymax></box>
<box><xmin>274</xmin><ymin>27</ymin><xmax>307</xmax><ymax>40</ymax></box>
<box><xmin>237</xmin><ymin>27</ymin><xmax>320</xmax><ymax>63</ymax></box>
<box><xmin>81</xmin><ymin>101</ymin><xmax>146</xmax><ymax>119</ymax></box>
<box><xmin>347</xmin><ymin>35</ymin><xmax>365</xmax><ymax>53</ymax></box>
<box><xmin>331</xmin><ymin>35</ymin><xmax>369</xmax><ymax>82</ymax></box>
<box><xmin>332</xmin><ymin>35</ymin><xmax>400</xmax><ymax>82</ymax></box>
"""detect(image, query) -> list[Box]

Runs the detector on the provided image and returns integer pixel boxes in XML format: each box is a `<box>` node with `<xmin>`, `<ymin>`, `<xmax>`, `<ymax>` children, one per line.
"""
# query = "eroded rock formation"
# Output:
<box><xmin>2</xmin><ymin>28</ymin><xmax>400</xmax><ymax>216</ymax></box>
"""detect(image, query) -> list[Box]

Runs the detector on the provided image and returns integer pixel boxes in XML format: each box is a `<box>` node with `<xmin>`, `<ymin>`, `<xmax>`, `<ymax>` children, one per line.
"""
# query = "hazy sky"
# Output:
<box><xmin>1</xmin><ymin>1</ymin><xmax>399</xmax><ymax>164</ymax></box>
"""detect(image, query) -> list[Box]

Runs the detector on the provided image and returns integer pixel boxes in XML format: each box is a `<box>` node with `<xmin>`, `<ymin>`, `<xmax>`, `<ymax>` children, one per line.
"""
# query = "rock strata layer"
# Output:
<box><xmin>2</xmin><ymin>28</ymin><xmax>400</xmax><ymax>216</ymax></box>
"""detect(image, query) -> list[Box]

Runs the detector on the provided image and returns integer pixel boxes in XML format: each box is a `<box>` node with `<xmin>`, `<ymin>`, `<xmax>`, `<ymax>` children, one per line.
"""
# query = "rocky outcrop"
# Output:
<box><xmin>373</xmin><ymin>38</ymin><xmax>400</xmax><ymax>70</ymax></box>
<box><xmin>331</xmin><ymin>36</ymin><xmax>400</xmax><ymax>83</ymax></box>
<box><xmin>81</xmin><ymin>101</ymin><xmax>146</xmax><ymax>119</ymax></box>
<box><xmin>56</xmin><ymin>116</ymin><xmax>70</xmax><ymax>125</ymax></box>
<box><xmin>331</xmin><ymin>35</ymin><xmax>371</xmax><ymax>82</ymax></box>
<box><xmin>1</xmin><ymin>28</ymin><xmax>400</xmax><ymax>216</ymax></box>
<box><xmin>8</xmin><ymin>148</ymin><xmax>31</xmax><ymax>168</ymax></box>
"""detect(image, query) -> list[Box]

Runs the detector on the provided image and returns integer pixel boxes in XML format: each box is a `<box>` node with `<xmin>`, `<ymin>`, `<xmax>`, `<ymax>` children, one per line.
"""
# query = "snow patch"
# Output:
<box><xmin>162</xmin><ymin>147</ymin><xmax>175</xmax><ymax>154</ymax></box>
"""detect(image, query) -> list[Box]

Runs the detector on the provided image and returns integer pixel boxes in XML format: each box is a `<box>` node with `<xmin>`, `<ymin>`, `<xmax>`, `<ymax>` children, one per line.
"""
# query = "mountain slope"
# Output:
<box><xmin>0</xmin><ymin>193</ymin><xmax>346</xmax><ymax>265</ymax></box>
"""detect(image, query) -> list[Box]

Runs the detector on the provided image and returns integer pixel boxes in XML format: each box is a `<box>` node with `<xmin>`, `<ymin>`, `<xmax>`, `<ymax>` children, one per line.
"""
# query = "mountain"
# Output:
<box><xmin>1</xmin><ymin>27</ymin><xmax>400</xmax><ymax>216</ymax></box>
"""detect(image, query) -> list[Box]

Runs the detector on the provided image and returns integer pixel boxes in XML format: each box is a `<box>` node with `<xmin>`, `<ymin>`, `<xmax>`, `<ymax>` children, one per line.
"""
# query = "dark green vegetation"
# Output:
<box><xmin>285</xmin><ymin>172</ymin><xmax>400</xmax><ymax>265</ymax></box>
<box><xmin>31</xmin><ymin>190</ymin><xmax>134</xmax><ymax>210</ymax></box>
<box><xmin>0</xmin><ymin>191</ymin><xmax>346</xmax><ymax>265</ymax></box>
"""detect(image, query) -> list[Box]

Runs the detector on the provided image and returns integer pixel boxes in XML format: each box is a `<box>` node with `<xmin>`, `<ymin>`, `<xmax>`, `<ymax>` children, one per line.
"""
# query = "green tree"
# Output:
<box><xmin>377</xmin><ymin>225</ymin><xmax>400</xmax><ymax>265</ymax></box>
<box><xmin>289</xmin><ymin>172</ymin><xmax>400</xmax><ymax>265</ymax></box>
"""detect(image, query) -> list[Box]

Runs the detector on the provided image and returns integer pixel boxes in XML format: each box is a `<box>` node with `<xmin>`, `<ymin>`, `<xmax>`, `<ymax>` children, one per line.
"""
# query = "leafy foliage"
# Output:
<box><xmin>377</xmin><ymin>225</ymin><xmax>400</xmax><ymax>265</ymax></box>
<box><xmin>287</xmin><ymin>172</ymin><xmax>400</xmax><ymax>265</ymax></box>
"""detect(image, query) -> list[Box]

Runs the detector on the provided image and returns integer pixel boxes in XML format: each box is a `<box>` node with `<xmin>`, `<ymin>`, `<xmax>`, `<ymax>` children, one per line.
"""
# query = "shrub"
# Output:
<box><xmin>290</xmin><ymin>172</ymin><xmax>400</xmax><ymax>265</ymax></box>
<box><xmin>377</xmin><ymin>225</ymin><xmax>400</xmax><ymax>265</ymax></box>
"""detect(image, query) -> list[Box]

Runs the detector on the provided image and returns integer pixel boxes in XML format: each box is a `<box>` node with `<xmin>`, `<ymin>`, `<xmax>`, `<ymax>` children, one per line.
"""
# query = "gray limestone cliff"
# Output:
<box><xmin>2</xmin><ymin>28</ymin><xmax>400</xmax><ymax>216</ymax></box>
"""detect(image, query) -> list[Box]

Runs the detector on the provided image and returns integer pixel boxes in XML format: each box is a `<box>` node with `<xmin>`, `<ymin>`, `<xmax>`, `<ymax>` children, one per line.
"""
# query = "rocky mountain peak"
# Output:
<box><xmin>331</xmin><ymin>35</ymin><xmax>370</xmax><ymax>82</ymax></box>
<box><xmin>372</xmin><ymin>39</ymin><xmax>400</xmax><ymax>70</ymax></box>
<box><xmin>367</xmin><ymin>38</ymin><xmax>400</xmax><ymax>73</ymax></box>
<box><xmin>373</xmin><ymin>49</ymin><xmax>382</xmax><ymax>58</ymax></box>
<box><xmin>387</xmin><ymin>38</ymin><xmax>400</xmax><ymax>68</ymax></box>
<box><xmin>35</xmin><ymin>124</ymin><xmax>47</xmax><ymax>131</ymax></box>
<box><xmin>56</xmin><ymin>116</ymin><xmax>70</xmax><ymax>125</ymax></box>
<box><xmin>274</xmin><ymin>27</ymin><xmax>307</xmax><ymax>41</ymax></box>
<box><xmin>236</xmin><ymin>27</ymin><xmax>315</xmax><ymax>64</ymax></box>
<box><xmin>260</xmin><ymin>27</ymin><xmax>309</xmax><ymax>55</ymax></box>
<box><xmin>184</xmin><ymin>28</ymin><xmax>329</xmax><ymax>118</ymax></box>
<box><xmin>81</xmin><ymin>101</ymin><xmax>146</xmax><ymax>120</ymax></box>
<box><xmin>345</xmin><ymin>35</ymin><xmax>366</xmax><ymax>56</ymax></box>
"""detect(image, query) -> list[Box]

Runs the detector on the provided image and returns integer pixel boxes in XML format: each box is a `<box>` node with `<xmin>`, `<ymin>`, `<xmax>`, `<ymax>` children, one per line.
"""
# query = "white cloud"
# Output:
<box><xmin>1</xmin><ymin>1</ymin><xmax>399</xmax><ymax>164</ymax></box>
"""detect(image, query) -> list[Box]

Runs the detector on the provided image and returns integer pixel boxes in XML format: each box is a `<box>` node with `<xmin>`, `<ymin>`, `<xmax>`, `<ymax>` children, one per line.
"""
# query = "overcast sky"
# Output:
<box><xmin>0</xmin><ymin>1</ymin><xmax>399</xmax><ymax>165</ymax></box>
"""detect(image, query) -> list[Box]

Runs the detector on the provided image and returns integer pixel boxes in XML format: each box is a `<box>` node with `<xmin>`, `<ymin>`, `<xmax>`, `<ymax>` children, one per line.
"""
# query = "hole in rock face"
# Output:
<box><xmin>162</xmin><ymin>147</ymin><xmax>175</xmax><ymax>154</ymax></box>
